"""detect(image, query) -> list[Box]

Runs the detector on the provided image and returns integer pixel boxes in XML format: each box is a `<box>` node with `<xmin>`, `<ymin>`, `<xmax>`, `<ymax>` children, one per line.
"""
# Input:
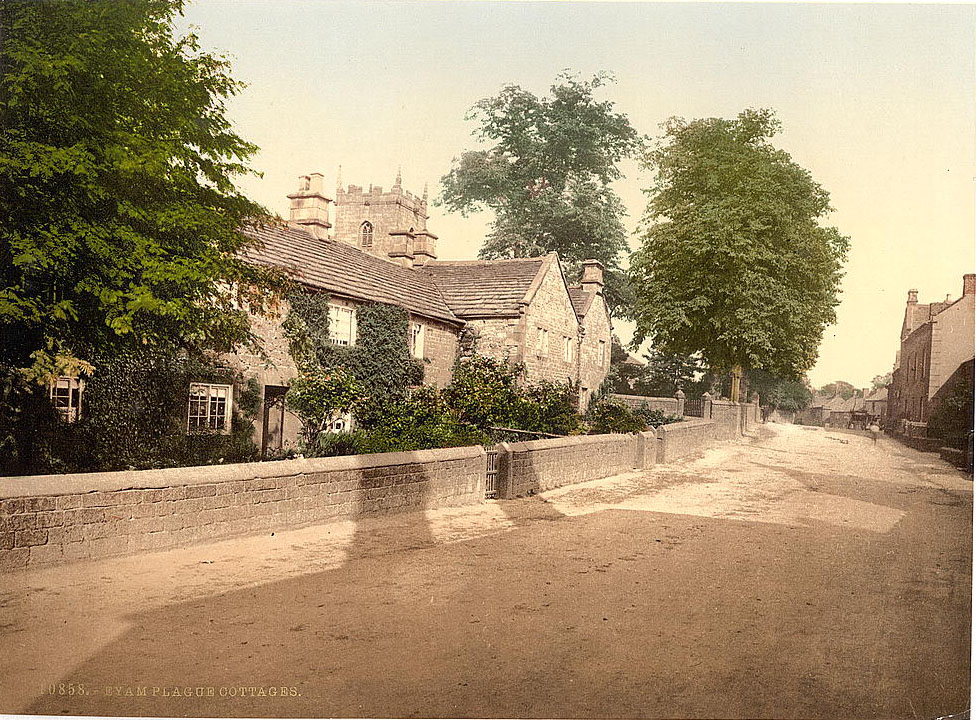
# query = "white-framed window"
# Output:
<box><xmin>564</xmin><ymin>336</ymin><xmax>573</xmax><ymax>364</ymax></box>
<box><xmin>329</xmin><ymin>412</ymin><xmax>354</xmax><ymax>433</ymax></box>
<box><xmin>329</xmin><ymin>304</ymin><xmax>357</xmax><ymax>346</ymax></box>
<box><xmin>410</xmin><ymin>321</ymin><xmax>426</xmax><ymax>359</ymax></box>
<box><xmin>187</xmin><ymin>383</ymin><xmax>233</xmax><ymax>434</ymax></box>
<box><xmin>50</xmin><ymin>376</ymin><xmax>84</xmax><ymax>423</ymax></box>
<box><xmin>536</xmin><ymin>327</ymin><xmax>548</xmax><ymax>357</ymax></box>
<box><xmin>598</xmin><ymin>340</ymin><xmax>607</xmax><ymax>366</ymax></box>
<box><xmin>360</xmin><ymin>221</ymin><xmax>373</xmax><ymax>248</ymax></box>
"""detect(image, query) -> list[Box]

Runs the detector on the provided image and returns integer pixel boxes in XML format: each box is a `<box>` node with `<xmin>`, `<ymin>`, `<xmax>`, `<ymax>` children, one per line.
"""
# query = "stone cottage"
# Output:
<box><xmin>887</xmin><ymin>274</ymin><xmax>975</xmax><ymax>430</ymax></box>
<box><xmin>228</xmin><ymin>172</ymin><xmax>613</xmax><ymax>454</ymax></box>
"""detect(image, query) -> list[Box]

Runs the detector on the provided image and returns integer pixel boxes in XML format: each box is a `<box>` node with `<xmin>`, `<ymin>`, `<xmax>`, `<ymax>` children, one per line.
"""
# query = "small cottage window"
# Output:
<box><xmin>536</xmin><ymin>327</ymin><xmax>548</xmax><ymax>357</ymax></box>
<box><xmin>598</xmin><ymin>340</ymin><xmax>607</xmax><ymax>366</ymax></box>
<box><xmin>187</xmin><ymin>383</ymin><xmax>233</xmax><ymax>433</ymax></box>
<box><xmin>329</xmin><ymin>304</ymin><xmax>357</xmax><ymax>346</ymax></box>
<box><xmin>50</xmin><ymin>376</ymin><xmax>83</xmax><ymax>423</ymax></box>
<box><xmin>360</xmin><ymin>221</ymin><xmax>374</xmax><ymax>248</ymax></box>
<box><xmin>410</xmin><ymin>322</ymin><xmax>426</xmax><ymax>359</ymax></box>
<box><xmin>564</xmin><ymin>336</ymin><xmax>573</xmax><ymax>364</ymax></box>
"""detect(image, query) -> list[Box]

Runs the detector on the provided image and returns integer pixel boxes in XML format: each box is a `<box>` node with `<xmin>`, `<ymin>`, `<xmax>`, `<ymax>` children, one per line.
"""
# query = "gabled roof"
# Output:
<box><xmin>241</xmin><ymin>222</ymin><xmax>460</xmax><ymax>325</ymax></box>
<box><xmin>419</xmin><ymin>256</ymin><xmax>550</xmax><ymax>319</ymax></box>
<box><xmin>567</xmin><ymin>287</ymin><xmax>595</xmax><ymax>319</ymax></box>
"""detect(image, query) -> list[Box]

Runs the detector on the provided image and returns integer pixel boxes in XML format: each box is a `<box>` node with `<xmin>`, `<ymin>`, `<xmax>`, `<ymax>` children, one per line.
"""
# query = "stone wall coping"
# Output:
<box><xmin>501</xmin><ymin>433</ymin><xmax>633</xmax><ymax>453</ymax></box>
<box><xmin>611</xmin><ymin>393</ymin><xmax>678</xmax><ymax>403</ymax></box>
<box><xmin>0</xmin><ymin>445</ymin><xmax>486</xmax><ymax>499</ymax></box>
<box><xmin>657</xmin><ymin>418</ymin><xmax>716</xmax><ymax>434</ymax></box>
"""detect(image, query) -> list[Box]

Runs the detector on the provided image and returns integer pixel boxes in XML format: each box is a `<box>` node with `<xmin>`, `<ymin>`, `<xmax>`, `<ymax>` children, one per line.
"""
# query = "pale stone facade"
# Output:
<box><xmin>519</xmin><ymin>256</ymin><xmax>585</xmax><ymax>385</ymax></box>
<box><xmin>888</xmin><ymin>274</ymin><xmax>975</xmax><ymax>426</ymax></box>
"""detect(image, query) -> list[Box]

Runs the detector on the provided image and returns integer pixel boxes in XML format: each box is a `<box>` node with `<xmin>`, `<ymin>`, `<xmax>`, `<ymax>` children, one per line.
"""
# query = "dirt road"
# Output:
<box><xmin>2</xmin><ymin>424</ymin><xmax>971</xmax><ymax>718</ymax></box>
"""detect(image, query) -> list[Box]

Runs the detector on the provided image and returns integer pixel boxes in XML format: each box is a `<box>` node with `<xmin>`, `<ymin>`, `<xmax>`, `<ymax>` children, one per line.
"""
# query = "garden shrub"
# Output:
<box><xmin>0</xmin><ymin>348</ymin><xmax>261</xmax><ymax>475</ymax></box>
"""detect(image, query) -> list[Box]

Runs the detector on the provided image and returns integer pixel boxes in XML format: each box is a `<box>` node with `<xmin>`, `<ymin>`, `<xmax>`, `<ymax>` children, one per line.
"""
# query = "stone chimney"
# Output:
<box><xmin>907</xmin><ymin>289</ymin><xmax>918</xmax><ymax>304</ymax></box>
<box><xmin>287</xmin><ymin>173</ymin><xmax>332</xmax><ymax>240</ymax></box>
<box><xmin>963</xmin><ymin>273</ymin><xmax>975</xmax><ymax>296</ymax></box>
<box><xmin>581</xmin><ymin>259</ymin><xmax>605</xmax><ymax>294</ymax></box>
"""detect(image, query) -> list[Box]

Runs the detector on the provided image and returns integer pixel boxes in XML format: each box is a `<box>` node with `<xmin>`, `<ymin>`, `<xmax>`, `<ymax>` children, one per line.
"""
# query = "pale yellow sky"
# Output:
<box><xmin>180</xmin><ymin>1</ymin><xmax>975</xmax><ymax>389</ymax></box>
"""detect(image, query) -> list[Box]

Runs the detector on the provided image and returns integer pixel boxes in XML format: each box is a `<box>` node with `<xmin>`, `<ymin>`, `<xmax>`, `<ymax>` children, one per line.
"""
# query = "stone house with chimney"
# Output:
<box><xmin>226</xmin><ymin>172</ymin><xmax>613</xmax><ymax>454</ymax></box>
<box><xmin>888</xmin><ymin>274</ymin><xmax>975</xmax><ymax>430</ymax></box>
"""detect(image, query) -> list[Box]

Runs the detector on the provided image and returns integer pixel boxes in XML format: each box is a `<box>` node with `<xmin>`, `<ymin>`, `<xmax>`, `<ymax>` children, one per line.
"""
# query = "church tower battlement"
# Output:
<box><xmin>332</xmin><ymin>169</ymin><xmax>438</xmax><ymax>267</ymax></box>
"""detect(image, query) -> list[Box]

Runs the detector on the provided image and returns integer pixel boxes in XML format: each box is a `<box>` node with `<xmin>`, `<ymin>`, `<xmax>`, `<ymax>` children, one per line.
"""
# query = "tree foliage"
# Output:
<box><xmin>0</xmin><ymin>0</ymin><xmax>277</xmax><ymax>377</ymax></box>
<box><xmin>631</xmin><ymin>108</ymin><xmax>849</xmax><ymax>377</ymax></box>
<box><xmin>438</xmin><ymin>72</ymin><xmax>642</xmax><ymax>316</ymax></box>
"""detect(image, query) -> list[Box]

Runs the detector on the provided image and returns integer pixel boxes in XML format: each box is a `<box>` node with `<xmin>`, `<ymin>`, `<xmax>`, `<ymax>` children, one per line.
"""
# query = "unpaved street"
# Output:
<box><xmin>2</xmin><ymin>424</ymin><xmax>971</xmax><ymax>718</ymax></box>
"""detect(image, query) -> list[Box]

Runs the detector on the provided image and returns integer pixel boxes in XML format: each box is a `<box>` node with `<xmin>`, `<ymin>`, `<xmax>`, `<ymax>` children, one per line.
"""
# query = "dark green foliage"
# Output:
<box><xmin>633</xmin><ymin>405</ymin><xmax>683</xmax><ymax>428</ymax></box>
<box><xmin>281</xmin><ymin>289</ymin><xmax>332</xmax><ymax>372</ymax></box>
<box><xmin>584</xmin><ymin>397</ymin><xmax>646</xmax><ymax>434</ymax></box>
<box><xmin>0</xmin><ymin>350</ymin><xmax>259</xmax><ymax>476</ymax></box>
<box><xmin>442</xmin><ymin>355</ymin><xmax>524</xmax><ymax>430</ymax></box>
<box><xmin>748</xmin><ymin>369</ymin><xmax>813</xmax><ymax>412</ymax></box>
<box><xmin>519</xmin><ymin>381</ymin><xmax>583</xmax><ymax>436</ymax></box>
<box><xmin>0</xmin><ymin>0</ymin><xmax>278</xmax><ymax>376</ymax></box>
<box><xmin>438</xmin><ymin>72</ymin><xmax>642</xmax><ymax>317</ymax></box>
<box><xmin>282</xmin><ymin>293</ymin><xmax>423</xmax><ymax>432</ymax></box>
<box><xmin>818</xmin><ymin>381</ymin><xmax>857</xmax><ymax>400</ymax></box>
<box><xmin>631</xmin><ymin>108</ymin><xmax>849</xmax><ymax>377</ymax></box>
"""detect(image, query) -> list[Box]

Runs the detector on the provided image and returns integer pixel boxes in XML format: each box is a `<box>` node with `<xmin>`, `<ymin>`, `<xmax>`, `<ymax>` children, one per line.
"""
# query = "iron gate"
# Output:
<box><xmin>485</xmin><ymin>448</ymin><xmax>499</xmax><ymax>499</ymax></box>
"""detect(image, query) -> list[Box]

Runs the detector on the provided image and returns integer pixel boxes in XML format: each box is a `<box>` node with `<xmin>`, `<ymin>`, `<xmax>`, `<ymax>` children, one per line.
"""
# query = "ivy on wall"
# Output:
<box><xmin>0</xmin><ymin>348</ymin><xmax>261</xmax><ymax>476</ymax></box>
<box><xmin>281</xmin><ymin>290</ymin><xmax>424</xmax><ymax>447</ymax></box>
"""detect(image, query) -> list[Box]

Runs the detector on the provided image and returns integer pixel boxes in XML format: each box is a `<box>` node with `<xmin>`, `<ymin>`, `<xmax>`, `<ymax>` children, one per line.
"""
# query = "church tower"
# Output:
<box><xmin>332</xmin><ymin>170</ymin><xmax>438</xmax><ymax>267</ymax></box>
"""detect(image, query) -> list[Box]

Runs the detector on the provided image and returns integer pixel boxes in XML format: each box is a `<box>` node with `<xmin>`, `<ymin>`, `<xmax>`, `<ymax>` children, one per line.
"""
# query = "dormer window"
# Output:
<box><xmin>360</xmin><ymin>221</ymin><xmax>373</xmax><ymax>248</ymax></box>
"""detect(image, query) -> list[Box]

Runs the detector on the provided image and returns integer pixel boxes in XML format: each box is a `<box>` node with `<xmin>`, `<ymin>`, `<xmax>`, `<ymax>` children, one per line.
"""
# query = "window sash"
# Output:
<box><xmin>411</xmin><ymin>322</ymin><xmax>425</xmax><ymax>359</ymax></box>
<box><xmin>329</xmin><ymin>305</ymin><xmax>357</xmax><ymax>346</ymax></box>
<box><xmin>50</xmin><ymin>376</ymin><xmax>83</xmax><ymax>423</ymax></box>
<box><xmin>188</xmin><ymin>383</ymin><xmax>233</xmax><ymax>433</ymax></box>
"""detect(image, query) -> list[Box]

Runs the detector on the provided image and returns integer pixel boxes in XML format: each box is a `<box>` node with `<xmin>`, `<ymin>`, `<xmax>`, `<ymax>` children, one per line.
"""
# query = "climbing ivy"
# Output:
<box><xmin>0</xmin><ymin>348</ymin><xmax>261</xmax><ymax>476</ymax></box>
<box><xmin>281</xmin><ymin>290</ymin><xmax>424</xmax><ymax>447</ymax></box>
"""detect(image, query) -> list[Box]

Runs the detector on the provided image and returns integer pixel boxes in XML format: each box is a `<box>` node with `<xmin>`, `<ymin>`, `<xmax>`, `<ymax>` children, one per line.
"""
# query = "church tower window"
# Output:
<box><xmin>360</xmin><ymin>221</ymin><xmax>373</xmax><ymax>248</ymax></box>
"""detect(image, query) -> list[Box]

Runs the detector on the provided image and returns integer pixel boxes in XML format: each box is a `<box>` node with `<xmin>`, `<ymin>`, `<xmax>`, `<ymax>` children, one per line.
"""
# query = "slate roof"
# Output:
<box><xmin>419</xmin><ymin>257</ymin><xmax>548</xmax><ymax>319</ymax></box>
<box><xmin>567</xmin><ymin>287</ymin><xmax>595</xmax><ymax>319</ymax></box>
<box><xmin>241</xmin><ymin>222</ymin><xmax>460</xmax><ymax>325</ymax></box>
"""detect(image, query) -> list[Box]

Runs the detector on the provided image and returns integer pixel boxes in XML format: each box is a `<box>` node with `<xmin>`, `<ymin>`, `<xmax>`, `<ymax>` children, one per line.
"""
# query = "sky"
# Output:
<box><xmin>178</xmin><ymin>1</ymin><xmax>975</xmax><ymax>390</ymax></box>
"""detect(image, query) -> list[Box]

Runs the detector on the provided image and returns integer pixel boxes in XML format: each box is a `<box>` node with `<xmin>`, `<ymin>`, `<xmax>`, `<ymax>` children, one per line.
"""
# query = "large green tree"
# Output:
<box><xmin>0</xmin><ymin>0</ymin><xmax>275</xmax><ymax>379</ymax></box>
<box><xmin>630</xmin><ymin>109</ymin><xmax>848</xmax><ymax>379</ymax></box>
<box><xmin>438</xmin><ymin>72</ymin><xmax>642</xmax><ymax>316</ymax></box>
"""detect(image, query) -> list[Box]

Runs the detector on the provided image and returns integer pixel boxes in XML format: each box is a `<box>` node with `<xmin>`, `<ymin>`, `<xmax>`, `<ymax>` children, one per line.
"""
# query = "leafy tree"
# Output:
<box><xmin>438</xmin><ymin>72</ymin><xmax>642</xmax><ymax>316</ymax></box>
<box><xmin>631</xmin><ymin>109</ymin><xmax>849</xmax><ymax>380</ymax></box>
<box><xmin>0</xmin><ymin>0</ymin><xmax>276</xmax><ymax>378</ymax></box>
<box><xmin>871</xmin><ymin>372</ymin><xmax>892</xmax><ymax>390</ymax></box>
<box><xmin>640</xmin><ymin>348</ymin><xmax>703</xmax><ymax>396</ymax></box>
<box><xmin>818</xmin><ymin>380</ymin><xmax>856</xmax><ymax>399</ymax></box>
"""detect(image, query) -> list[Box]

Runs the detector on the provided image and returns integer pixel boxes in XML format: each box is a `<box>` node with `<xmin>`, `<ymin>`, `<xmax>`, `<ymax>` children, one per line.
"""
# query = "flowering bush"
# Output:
<box><xmin>285</xmin><ymin>367</ymin><xmax>364</xmax><ymax>449</ymax></box>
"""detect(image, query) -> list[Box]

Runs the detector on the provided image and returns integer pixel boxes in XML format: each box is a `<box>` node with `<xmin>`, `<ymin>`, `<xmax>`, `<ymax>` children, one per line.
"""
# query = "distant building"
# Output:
<box><xmin>887</xmin><ymin>274</ymin><xmax>975</xmax><ymax>431</ymax></box>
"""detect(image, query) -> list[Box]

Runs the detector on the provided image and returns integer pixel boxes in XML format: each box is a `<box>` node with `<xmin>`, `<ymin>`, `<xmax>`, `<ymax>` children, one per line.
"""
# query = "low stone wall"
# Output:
<box><xmin>710</xmin><ymin>400</ymin><xmax>743</xmax><ymax>440</ymax></box>
<box><xmin>497</xmin><ymin>434</ymin><xmax>637</xmax><ymax>498</ymax></box>
<box><xmin>0</xmin><ymin>446</ymin><xmax>485</xmax><ymax>573</ymax></box>
<box><xmin>612</xmin><ymin>393</ymin><xmax>681</xmax><ymax>414</ymax></box>
<box><xmin>656</xmin><ymin>419</ymin><xmax>718</xmax><ymax>463</ymax></box>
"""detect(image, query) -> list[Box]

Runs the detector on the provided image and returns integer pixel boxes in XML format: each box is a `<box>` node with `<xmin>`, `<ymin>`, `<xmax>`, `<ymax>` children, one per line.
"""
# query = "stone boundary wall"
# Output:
<box><xmin>656</xmin><ymin>419</ymin><xmax>719</xmax><ymax>464</ymax></box>
<box><xmin>709</xmin><ymin>400</ymin><xmax>744</xmax><ymax>440</ymax></box>
<box><xmin>0</xmin><ymin>447</ymin><xmax>485</xmax><ymax>573</ymax></box>
<box><xmin>497</xmin><ymin>434</ymin><xmax>637</xmax><ymax>498</ymax></box>
<box><xmin>612</xmin><ymin>394</ymin><xmax>680</xmax><ymax>414</ymax></box>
